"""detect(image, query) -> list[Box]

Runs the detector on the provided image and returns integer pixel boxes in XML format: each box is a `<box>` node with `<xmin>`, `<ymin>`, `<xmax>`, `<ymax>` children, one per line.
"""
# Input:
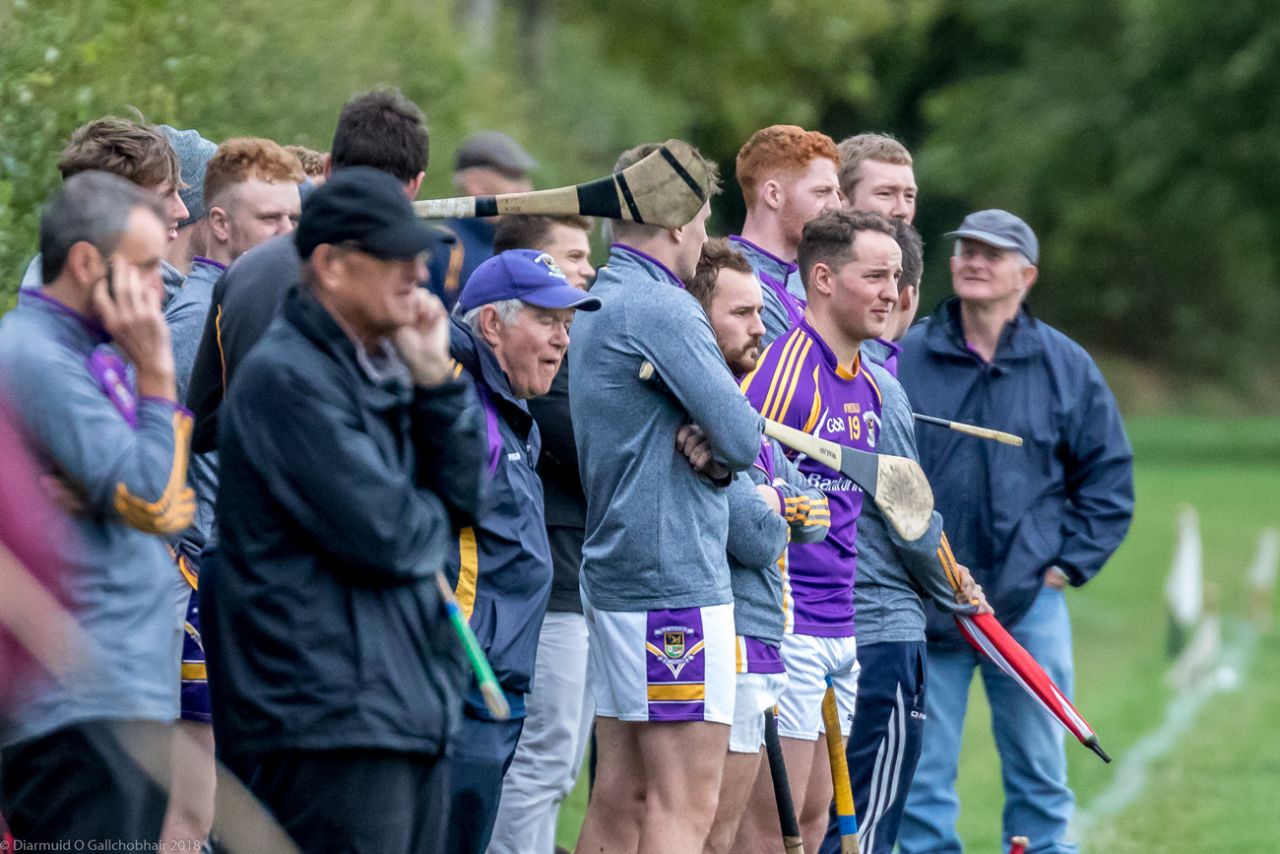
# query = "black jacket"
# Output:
<box><xmin>202</xmin><ymin>288</ymin><xmax>487</xmax><ymax>757</ymax></box>
<box><xmin>447</xmin><ymin>319</ymin><xmax>552</xmax><ymax>701</ymax></box>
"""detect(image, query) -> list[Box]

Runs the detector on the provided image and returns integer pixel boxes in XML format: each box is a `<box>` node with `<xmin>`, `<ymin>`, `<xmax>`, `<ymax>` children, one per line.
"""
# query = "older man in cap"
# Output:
<box><xmin>426</xmin><ymin>131</ymin><xmax>538</xmax><ymax>310</ymax></box>
<box><xmin>443</xmin><ymin>249</ymin><xmax>599</xmax><ymax>854</ymax></box>
<box><xmin>202</xmin><ymin>166</ymin><xmax>488</xmax><ymax>854</ymax></box>
<box><xmin>896</xmin><ymin>210</ymin><xmax>1134</xmax><ymax>854</ymax></box>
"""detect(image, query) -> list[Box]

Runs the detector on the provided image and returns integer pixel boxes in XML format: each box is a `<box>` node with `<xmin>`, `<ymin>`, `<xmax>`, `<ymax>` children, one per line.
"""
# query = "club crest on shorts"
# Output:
<box><xmin>646</xmin><ymin>624</ymin><xmax>705</xmax><ymax>679</ymax></box>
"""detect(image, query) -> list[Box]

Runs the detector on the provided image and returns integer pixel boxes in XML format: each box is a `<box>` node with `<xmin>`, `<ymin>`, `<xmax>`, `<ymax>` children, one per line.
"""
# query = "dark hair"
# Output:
<box><xmin>57</xmin><ymin>117</ymin><xmax>180</xmax><ymax>188</ymax></box>
<box><xmin>797</xmin><ymin>209</ymin><xmax>896</xmax><ymax>290</ymax></box>
<box><xmin>40</xmin><ymin>171</ymin><xmax>165</xmax><ymax>283</ymax></box>
<box><xmin>330</xmin><ymin>87</ymin><xmax>429</xmax><ymax>183</ymax></box>
<box><xmin>493</xmin><ymin>214</ymin><xmax>592</xmax><ymax>254</ymax></box>
<box><xmin>683</xmin><ymin>238</ymin><xmax>754</xmax><ymax>313</ymax></box>
<box><xmin>893</xmin><ymin>219</ymin><xmax>924</xmax><ymax>289</ymax></box>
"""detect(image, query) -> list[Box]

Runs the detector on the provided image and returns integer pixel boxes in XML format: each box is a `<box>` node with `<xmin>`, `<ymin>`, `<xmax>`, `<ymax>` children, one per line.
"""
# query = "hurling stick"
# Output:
<box><xmin>435</xmin><ymin>573</ymin><xmax>510</xmax><ymax>720</ymax></box>
<box><xmin>413</xmin><ymin>139</ymin><xmax>712</xmax><ymax>229</ymax></box>
<box><xmin>764</xmin><ymin>708</ymin><xmax>806</xmax><ymax>854</ymax></box>
<box><xmin>636</xmin><ymin>361</ymin><xmax>934</xmax><ymax>541</ymax></box>
<box><xmin>822</xmin><ymin>679</ymin><xmax>860</xmax><ymax>854</ymax></box>
<box><xmin>913</xmin><ymin>413</ymin><xmax>1024</xmax><ymax>447</ymax></box>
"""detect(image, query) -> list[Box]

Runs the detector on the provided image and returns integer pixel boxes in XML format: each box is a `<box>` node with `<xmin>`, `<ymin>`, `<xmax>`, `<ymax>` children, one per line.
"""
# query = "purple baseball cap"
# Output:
<box><xmin>457</xmin><ymin>250</ymin><xmax>602</xmax><ymax>314</ymax></box>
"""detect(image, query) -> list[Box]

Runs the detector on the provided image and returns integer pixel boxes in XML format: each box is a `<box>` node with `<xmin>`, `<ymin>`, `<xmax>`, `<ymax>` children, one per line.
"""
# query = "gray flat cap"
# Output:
<box><xmin>454</xmin><ymin>131</ymin><xmax>538</xmax><ymax>176</ymax></box>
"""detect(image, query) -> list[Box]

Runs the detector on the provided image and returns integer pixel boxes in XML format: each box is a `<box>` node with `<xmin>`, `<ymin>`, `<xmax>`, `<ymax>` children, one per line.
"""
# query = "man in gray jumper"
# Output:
<box><xmin>570</xmin><ymin>144</ymin><xmax>764</xmax><ymax>854</ymax></box>
<box><xmin>684</xmin><ymin>239</ymin><xmax>832</xmax><ymax>854</ymax></box>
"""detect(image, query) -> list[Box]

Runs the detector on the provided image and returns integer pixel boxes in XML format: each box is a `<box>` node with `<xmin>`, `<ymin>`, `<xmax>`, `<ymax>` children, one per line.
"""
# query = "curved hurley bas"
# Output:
<box><xmin>412</xmin><ymin>139</ymin><xmax>713</xmax><ymax>229</ymax></box>
<box><xmin>636</xmin><ymin>360</ymin><xmax>935</xmax><ymax>541</ymax></box>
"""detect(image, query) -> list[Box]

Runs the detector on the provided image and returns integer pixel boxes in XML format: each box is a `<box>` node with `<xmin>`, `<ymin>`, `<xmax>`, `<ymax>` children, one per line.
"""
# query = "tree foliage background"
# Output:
<box><xmin>2</xmin><ymin>0</ymin><xmax>1276</xmax><ymax>410</ymax></box>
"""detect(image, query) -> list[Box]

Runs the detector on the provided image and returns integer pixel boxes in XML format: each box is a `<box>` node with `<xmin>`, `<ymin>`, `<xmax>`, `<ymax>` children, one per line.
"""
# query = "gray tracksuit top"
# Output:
<box><xmin>569</xmin><ymin>244</ymin><xmax>764</xmax><ymax>612</ymax></box>
<box><xmin>854</xmin><ymin>350</ymin><xmax>976</xmax><ymax>644</ymax></box>
<box><xmin>727</xmin><ymin>437</ymin><xmax>829</xmax><ymax>645</ymax></box>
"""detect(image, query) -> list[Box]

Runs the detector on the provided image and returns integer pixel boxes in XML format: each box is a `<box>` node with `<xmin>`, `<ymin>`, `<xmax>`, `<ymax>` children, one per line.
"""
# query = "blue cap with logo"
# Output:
<box><xmin>946</xmin><ymin>209</ymin><xmax>1039</xmax><ymax>264</ymax></box>
<box><xmin>458</xmin><ymin>249</ymin><xmax>602</xmax><ymax>314</ymax></box>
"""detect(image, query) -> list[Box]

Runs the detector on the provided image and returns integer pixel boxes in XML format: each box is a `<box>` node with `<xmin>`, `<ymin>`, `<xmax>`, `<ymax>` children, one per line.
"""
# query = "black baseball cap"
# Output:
<box><xmin>295</xmin><ymin>166</ymin><xmax>438</xmax><ymax>260</ymax></box>
<box><xmin>946</xmin><ymin>209</ymin><xmax>1039</xmax><ymax>264</ymax></box>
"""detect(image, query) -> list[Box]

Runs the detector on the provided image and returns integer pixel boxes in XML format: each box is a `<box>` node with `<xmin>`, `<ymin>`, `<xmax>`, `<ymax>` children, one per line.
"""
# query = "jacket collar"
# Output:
<box><xmin>608</xmin><ymin>243</ymin><xmax>686</xmax><ymax>289</ymax></box>
<box><xmin>18</xmin><ymin>288</ymin><xmax>111</xmax><ymax>346</ymax></box>
<box><xmin>924</xmin><ymin>296</ymin><xmax>1041</xmax><ymax>364</ymax></box>
<box><xmin>448</xmin><ymin>317</ymin><xmax>533</xmax><ymax>427</ymax></box>
<box><xmin>282</xmin><ymin>287</ymin><xmax>413</xmax><ymax>410</ymax></box>
<box><xmin>728</xmin><ymin>235</ymin><xmax>797</xmax><ymax>281</ymax></box>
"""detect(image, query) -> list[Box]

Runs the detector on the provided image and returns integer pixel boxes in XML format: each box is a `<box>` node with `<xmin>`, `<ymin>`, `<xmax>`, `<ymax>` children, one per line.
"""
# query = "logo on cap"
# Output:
<box><xmin>533</xmin><ymin>252</ymin><xmax>568</xmax><ymax>280</ymax></box>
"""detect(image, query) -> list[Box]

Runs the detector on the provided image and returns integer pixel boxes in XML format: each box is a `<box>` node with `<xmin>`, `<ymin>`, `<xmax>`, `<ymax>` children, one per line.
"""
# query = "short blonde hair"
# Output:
<box><xmin>836</xmin><ymin>133</ymin><xmax>912</xmax><ymax>200</ymax></box>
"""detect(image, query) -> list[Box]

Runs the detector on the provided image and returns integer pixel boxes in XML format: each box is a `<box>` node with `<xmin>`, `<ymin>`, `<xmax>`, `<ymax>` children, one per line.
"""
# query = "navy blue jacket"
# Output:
<box><xmin>426</xmin><ymin>218</ymin><xmax>496</xmax><ymax>311</ymax></box>
<box><xmin>203</xmin><ymin>288</ymin><xmax>487</xmax><ymax>757</ymax></box>
<box><xmin>447</xmin><ymin>319</ymin><xmax>553</xmax><ymax>706</ymax></box>
<box><xmin>898</xmin><ymin>298</ymin><xmax>1134</xmax><ymax>645</ymax></box>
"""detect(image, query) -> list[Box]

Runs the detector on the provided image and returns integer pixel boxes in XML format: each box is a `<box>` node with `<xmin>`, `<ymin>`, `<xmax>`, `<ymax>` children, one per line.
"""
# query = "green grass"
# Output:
<box><xmin>555</xmin><ymin>417</ymin><xmax>1280</xmax><ymax>851</ymax></box>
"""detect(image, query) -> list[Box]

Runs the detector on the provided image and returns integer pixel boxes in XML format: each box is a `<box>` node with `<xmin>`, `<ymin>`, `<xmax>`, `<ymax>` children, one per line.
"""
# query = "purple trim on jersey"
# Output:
<box><xmin>476</xmin><ymin>383</ymin><xmax>503</xmax><ymax>477</ymax></box>
<box><xmin>20</xmin><ymin>288</ymin><xmax>110</xmax><ymax>343</ymax></box>
<box><xmin>874</xmin><ymin>338</ymin><xmax>902</xmax><ymax>377</ymax></box>
<box><xmin>191</xmin><ymin>256</ymin><xmax>228</xmax><ymax>272</ymax></box>
<box><xmin>740</xmin><ymin>635</ymin><xmax>786</xmax><ymax>674</ymax></box>
<box><xmin>729</xmin><ymin>235</ymin><xmax>805</xmax><ymax>327</ymax></box>
<box><xmin>742</xmin><ymin>321</ymin><xmax>883</xmax><ymax>638</ymax></box>
<box><xmin>611</xmin><ymin>243</ymin><xmax>686</xmax><ymax>289</ymax></box>
<box><xmin>646</xmin><ymin>606</ymin><xmax>708</xmax><ymax>721</ymax></box>
<box><xmin>86</xmin><ymin>350</ymin><xmax>137</xmax><ymax>427</ymax></box>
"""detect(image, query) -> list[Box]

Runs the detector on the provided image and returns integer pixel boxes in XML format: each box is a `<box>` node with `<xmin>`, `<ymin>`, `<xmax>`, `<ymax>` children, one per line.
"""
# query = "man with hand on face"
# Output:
<box><xmin>683</xmin><ymin>239</ymin><xmax>831</xmax><ymax>854</ymax></box>
<box><xmin>570</xmin><ymin>143</ymin><xmax>763</xmax><ymax>854</ymax></box>
<box><xmin>735</xmin><ymin>210</ymin><xmax>900</xmax><ymax>854</ymax></box>
<box><xmin>443</xmin><ymin>249</ymin><xmax>600</xmax><ymax>854</ymax></box>
<box><xmin>201</xmin><ymin>168</ymin><xmax>489</xmax><ymax>854</ymax></box>
<box><xmin>837</xmin><ymin>133</ymin><xmax>918</xmax><ymax>225</ymax></box>
<box><xmin>897</xmin><ymin>211</ymin><xmax>1133</xmax><ymax>854</ymax></box>
<box><xmin>485</xmin><ymin>215</ymin><xmax>597</xmax><ymax>854</ymax></box>
<box><xmin>730</xmin><ymin>125</ymin><xmax>843</xmax><ymax>345</ymax></box>
<box><xmin>0</xmin><ymin>171</ymin><xmax>194</xmax><ymax>844</ymax></box>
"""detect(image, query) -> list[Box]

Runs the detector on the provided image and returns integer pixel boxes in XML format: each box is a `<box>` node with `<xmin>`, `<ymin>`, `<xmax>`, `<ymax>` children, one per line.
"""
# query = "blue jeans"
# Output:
<box><xmin>898</xmin><ymin>585</ymin><xmax>1076</xmax><ymax>854</ymax></box>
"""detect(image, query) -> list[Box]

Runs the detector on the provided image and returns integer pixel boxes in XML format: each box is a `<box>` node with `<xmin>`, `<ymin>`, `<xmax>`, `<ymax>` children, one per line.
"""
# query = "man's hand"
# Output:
<box><xmin>1044</xmin><ymin>565</ymin><xmax>1069</xmax><ymax>590</ymax></box>
<box><xmin>40</xmin><ymin>473</ymin><xmax>89</xmax><ymax>517</ymax></box>
<box><xmin>675</xmin><ymin>424</ymin><xmax>730</xmax><ymax>481</ymax></box>
<box><xmin>755</xmin><ymin>483</ymin><xmax>782</xmax><ymax>514</ymax></box>
<box><xmin>954</xmin><ymin>562</ymin><xmax>994</xmax><ymax>614</ymax></box>
<box><xmin>92</xmin><ymin>256</ymin><xmax>175</xmax><ymax>399</ymax></box>
<box><xmin>393</xmin><ymin>290</ymin><xmax>452</xmax><ymax>388</ymax></box>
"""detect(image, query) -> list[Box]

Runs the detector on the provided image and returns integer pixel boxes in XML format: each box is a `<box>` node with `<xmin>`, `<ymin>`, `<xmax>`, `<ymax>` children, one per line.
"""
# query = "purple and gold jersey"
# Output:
<box><xmin>740</xmin><ymin>320</ymin><xmax>883</xmax><ymax>637</ymax></box>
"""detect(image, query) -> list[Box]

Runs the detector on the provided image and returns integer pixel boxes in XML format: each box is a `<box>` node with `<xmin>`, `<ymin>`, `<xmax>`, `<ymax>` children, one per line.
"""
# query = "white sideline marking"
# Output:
<box><xmin>1072</xmin><ymin>618</ymin><xmax>1259</xmax><ymax>842</ymax></box>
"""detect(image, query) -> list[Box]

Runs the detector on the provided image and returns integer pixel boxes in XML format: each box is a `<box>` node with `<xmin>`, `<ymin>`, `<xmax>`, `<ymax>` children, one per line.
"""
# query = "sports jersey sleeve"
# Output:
<box><xmin>740</xmin><ymin>330</ymin><xmax>821</xmax><ymax>433</ymax></box>
<box><xmin>869</xmin><ymin>363</ymin><xmax>972</xmax><ymax>613</ymax></box>
<box><xmin>768</xmin><ymin>438</ymin><xmax>830</xmax><ymax>545</ymax></box>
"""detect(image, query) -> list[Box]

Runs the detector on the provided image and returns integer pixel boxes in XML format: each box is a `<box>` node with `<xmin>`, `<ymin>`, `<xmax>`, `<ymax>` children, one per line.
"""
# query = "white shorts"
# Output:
<box><xmin>582</xmin><ymin>590</ymin><xmax>735</xmax><ymax>725</ymax></box>
<box><xmin>728</xmin><ymin>671</ymin><xmax>789</xmax><ymax>753</ymax></box>
<box><xmin>776</xmin><ymin>632</ymin><xmax>859</xmax><ymax>740</ymax></box>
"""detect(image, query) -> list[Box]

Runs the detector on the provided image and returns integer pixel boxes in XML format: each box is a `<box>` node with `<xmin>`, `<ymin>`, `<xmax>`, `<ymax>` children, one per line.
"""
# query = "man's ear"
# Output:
<box><xmin>477</xmin><ymin>304</ymin><xmax>504</xmax><ymax>348</ymax></box>
<box><xmin>65</xmin><ymin>241</ymin><xmax>105</xmax><ymax>289</ymax></box>
<box><xmin>761</xmin><ymin>178</ymin><xmax>783</xmax><ymax>212</ymax></box>
<box><xmin>309</xmin><ymin>244</ymin><xmax>343</xmax><ymax>293</ymax></box>
<box><xmin>809</xmin><ymin>262</ymin><xmax>834</xmax><ymax>298</ymax></box>
<box><xmin>208</xmin><ymin>206</ymin><xmax>231</xmax><ymax>244</ymax></box>
<box><xmin>1021</xmin><ymin>264</ymin><xmax>1039</xmax><ymax>293</ymax></box>
<box><xmin>899</xmin><ymin>283</ymin><xmax>916</xmax><ymax>314</ymax></box>
<box><xmin>406</xmin><ymin>171</ymin><xmax>425</xmax><ymax>199</ymax></box>
<box><xmin>322</xmin><ymin>152</ymin><xmax>333</xmax><ymax>179</ymax></box>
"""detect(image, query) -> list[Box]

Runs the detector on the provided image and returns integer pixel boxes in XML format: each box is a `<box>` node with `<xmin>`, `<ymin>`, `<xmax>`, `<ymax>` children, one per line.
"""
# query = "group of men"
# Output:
<box><xmin>0</xmin><ymin>83</ymin><xmax>1135</xmax><ymax>854</ymax></box>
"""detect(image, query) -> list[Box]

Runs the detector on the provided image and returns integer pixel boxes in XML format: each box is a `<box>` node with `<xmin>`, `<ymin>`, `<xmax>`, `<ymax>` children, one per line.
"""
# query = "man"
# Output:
<box><xmin>185</xmin><ymin>86</ymin><xmax>437</xmax><ymax>454</ymax></box>
<box><xmin>201</xmin><ymin>168</ymin><xmax>487</xmax><ymax>854</ymax></box>
<box><xmin>683</xmin><ymin>239</ymin><xmax>831</xmax><ymax>854</ymax></box>
<box><xmin>485</xmin><ymin>215</ymin><xmax>597</xmax><ymax>854</ymax></box>
<box><xmin>426</xmin><ymin>131</ymin><xmax>538</xmax><ymax>309</ymax></box>
<box><xmin>443</xmin><ymin>250</ymin><xmax>600</xmax><ymax>854</ymax></box>
<box><xmin>897</xmin><ymin>210</ymin><xmax>1134</xmax><ymax>854</ymax></box>
<box><xmin>837</xmin><ymin>133</ymin><xmax>918</xmax><ymax>225</ymax></box>
<box><xmin>161</xmin><ymin>125</ymin><xmax>218</xmax><ymax>276</ymax></box>
<box><xmin>570</xmin><ymin>143</ymin><xmax>763</xmax><ymax>854</ymax></box>
<box><xmin>816</xmin><ymin>220</ymin><xmax>992</xmax><ymax>854</ymax></box>
<box><xmin>730</xmin><ymin>125</ymin><xmax>843</xmax><ymax>344</ymax></box>
<box><xmin>735</xmin><ymin>210</ymin><xmax>900</xmax><ymax>854</ymax></box>
<box><xmin>22</xmin><ymin>118</ymin><xmax>190</xmax><ymax>305</ymax></box>
<box><xmin>158</xmin><ymin>136</ymin><xmax>303</xmax><ymax>850</ymax></box>
<box><xmin>0</xmin><ymin>171</ymin><xmax>195</xmax><ymax>843</ymax></box>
